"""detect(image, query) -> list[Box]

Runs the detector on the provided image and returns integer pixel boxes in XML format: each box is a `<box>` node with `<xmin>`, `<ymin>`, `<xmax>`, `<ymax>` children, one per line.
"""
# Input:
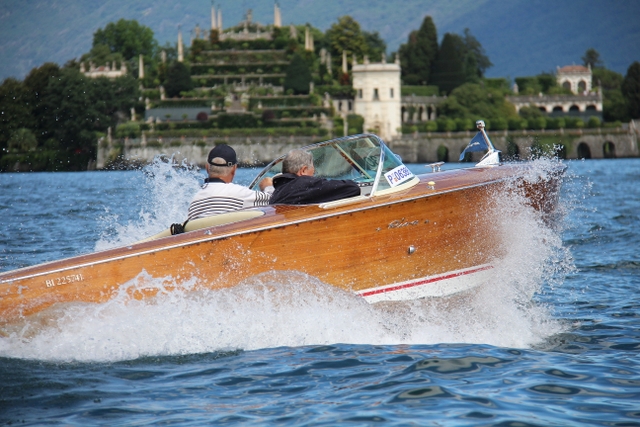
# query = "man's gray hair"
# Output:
<box><xmin>208</xmin><ymin>164</ymin><xmax>234</xmax><ymax>177</ymax></box>
<box><xmin>282</xmin><ymin>149</ymin><xmax>313</xmax><ymax>174</ymax></box>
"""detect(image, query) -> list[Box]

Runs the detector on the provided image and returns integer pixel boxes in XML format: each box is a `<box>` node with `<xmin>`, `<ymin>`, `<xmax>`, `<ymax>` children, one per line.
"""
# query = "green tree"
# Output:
<box><xmin>190</xmin><ymin>39</ymin><xmax>209</xmax><ymax>60</ymax></box>
<box><xmin>8</xmin><ymin>128</ymin><xmax>38</xmax><ymax>152</ymax></box>
<box><xmin>582</xmin><ymin>48</ymin><xmax>604</xmax><ymax>69</ymax></box>
<box><xmin>0</xmin><ymin>64</ymin><xmax>136</xmax><ymax>170</ymax></box>
<box><xmin>39</xmin><ymin>68</ymin><xmax>111</xmax><ymax>156</ymax></box>
<box><xmin>398</xmin><ymin>16</ymin><xmax>438</xmax><ymax>85</ymax></box>
<box><xmin>622</xmin><ymin>61</ymin><xmax>640</xmax><ymax>119</ymax></box>
<box><xmin>462</xmin><ymin>28</ymin><xmax>492</xmax><ymax>78</ymax></box>
<box><xmin>271</xmin><ymin>26</ymin><xmax>291</xmax><ymax>50</ymax></box>
<box><xmin>430</xmin><ymin>33</ymin><xmax>466</xmax><ymax>94</ymax></box>
<box><xmin>362</xmin><ymin>31</ymin><xmax>387</xmax><ymax>62</ymax></box>
<box><xmin>514</xmin><ymin>77</ymin><xmax>541</xmax><ymax>95</ymax></box>
<box><xmin>593</xmin><ymin>67</ymin><xmax>623</xmax><ymax>91</ymax></box>
<box><xmin>326</xmin><ymin>16</ymin><xmax>369</xmax><ymax>65</ymax></box>
<box><xmin>90</xmin><ymin>75</ymin><xmax>141</xmax><ymax>124</ymax></box>
<box><xmin>93</xmin><ymin>19</ymin><xmax>156</xmax><ymax>60</ymax></box>
<box><xmin>152</xmin><ymin>43</ymin><xmax>178</xmax><ymax>86</ymax></box>
<box><xmin>587</xmin><ymin>116</ymin><xmax>601</xmax><ymax>128</ymax></box>
<box><xmin>602</xmin><ymin>89</ymin><xmax>630</xmax><ymax>122</ymax></box>
<box><xmin>164</xmin><ymin>62</ymin><xmax>194</xmax><ymax>98</ymax></box>
<box><xmin>284</xmin><ymin>53</ymin><xmax>312</xmax><ymax>95</ymax></box>
<box><xmin>484</xmin><ymin>78</ymin><xmax>510</xmax><ymax>91</ymax></box>
<box><xmin>519</xmin><ymin>105</ymin><xmax>545</xmax><ymax>121</ymax></box>
<box><xmin>592</xmin><ymin>67</ymin><xmax>629</xmax><ymax>121</ymax></box>
<box><xmin>398</xmin><ymin>30</ymin><xmax>419</xmax><ymax>84</ymax></box>
<box><xmin>0</xmin><ymin>78</ymin><xmax>35</xmax><ymax>154</ymax></box>
<box><xmin>24</xmin><ymin>62</ymin><xmax>61</xmax><ymax>95</ymax></box>
<box><xmin>80</xmin><ymin>44</ymin><xmax>125</xmax><ymax>69</ymax></box>
<box><xmin>437</xmin><ymin>82</ymin><xmax>517</xmax><ymax>122</ymax></box>
<box><xmin>536</xmin><ymin>73</ymin><xmax>557</xmax><ymax>93</ymax></box>
<box><xmin>23</xmin><ymin>62</ymin><xmax>61</xmax><ymax>142</ymax></box>
<box><xmin>463</xmin><ymin>52</ymin><xmax>480</xmax><ymax>84</ymax></box>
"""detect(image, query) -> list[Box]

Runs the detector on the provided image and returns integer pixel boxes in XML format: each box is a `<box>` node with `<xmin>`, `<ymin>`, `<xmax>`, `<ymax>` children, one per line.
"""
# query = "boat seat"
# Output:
<box><xmin>137</xmin><ymin>209</ymin><xmax>265</xmax><ymax>243</ymax></box>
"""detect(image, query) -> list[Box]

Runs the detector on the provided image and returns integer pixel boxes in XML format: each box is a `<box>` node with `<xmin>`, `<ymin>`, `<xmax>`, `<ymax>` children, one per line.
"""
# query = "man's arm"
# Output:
<box><xmin>234</xmin><ymin>183</ymin><xmax>272</xmax><ymax>207</ymax></box>
<box><xmin>259</xmin><ymin>177</ymin><xmax>274</xmax><ymax>194</ymax></box>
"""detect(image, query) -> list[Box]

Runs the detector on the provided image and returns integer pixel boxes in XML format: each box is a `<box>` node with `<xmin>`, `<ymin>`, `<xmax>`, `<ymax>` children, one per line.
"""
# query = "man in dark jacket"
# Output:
<box><xmin>269</xmin><ymin>149</ymin><xmax>360</xmax><ymax>205</ymax></box>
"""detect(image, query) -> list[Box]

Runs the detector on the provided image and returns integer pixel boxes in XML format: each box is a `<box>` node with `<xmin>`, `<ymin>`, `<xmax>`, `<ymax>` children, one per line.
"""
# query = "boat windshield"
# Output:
<box><xmin>249</xmin><ymin>134</ymin><xmax>414</xmax><ymax>196</ymax></box>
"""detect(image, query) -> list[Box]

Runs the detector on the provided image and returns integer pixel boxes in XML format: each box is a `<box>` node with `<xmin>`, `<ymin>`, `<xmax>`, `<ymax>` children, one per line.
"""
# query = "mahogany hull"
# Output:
<box><xmin>0</xmin><ymin>163</ymin><xmax>563</xmax><ymax>326</ymax></box>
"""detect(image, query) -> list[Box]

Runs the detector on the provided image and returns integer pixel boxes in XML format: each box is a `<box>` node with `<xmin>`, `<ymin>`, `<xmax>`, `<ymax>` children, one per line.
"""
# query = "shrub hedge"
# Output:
<box><xmin>217</xmin><ymin>113</ymin><xmax>259</xmax><ymax>128</ymax></box>
<box><xmin>401</xmin><ymin>115</ymin><xmax>603</xmax><ymax>133</ymax></box>
<box><xmin>143</xmin><ymin>127</ymin><xmax>328</xmax><ymax>138</ymax></box>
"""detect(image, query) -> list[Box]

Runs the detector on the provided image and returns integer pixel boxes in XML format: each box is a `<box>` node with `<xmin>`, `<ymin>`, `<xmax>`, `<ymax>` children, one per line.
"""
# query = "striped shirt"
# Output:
<box><xmin>187</xmin><ymin>178</ymin><xmax>273</xmax><ymax>221</ymax></box>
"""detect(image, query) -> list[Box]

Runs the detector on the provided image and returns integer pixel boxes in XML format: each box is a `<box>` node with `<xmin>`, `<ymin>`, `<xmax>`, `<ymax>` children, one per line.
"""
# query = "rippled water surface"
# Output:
<box><xmin>1</xmin><ymin>158</ymin><xmax>639</xmax><ymax>426</ymax></box>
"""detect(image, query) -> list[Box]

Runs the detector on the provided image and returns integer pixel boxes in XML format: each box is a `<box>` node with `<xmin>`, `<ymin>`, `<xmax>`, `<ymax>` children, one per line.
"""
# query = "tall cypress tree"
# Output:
<box><xmin>164</xmin><ymin>62</ymin><xmax>193</xmax><ymax>98</ymax></box>
<box><xmin>284</xmin><ymin>53</ymin><xmax>312</xmax><ymax>95</ymax></box>
<box><xmin>414</xmin><ymin>16</ymin><xmax>439</xmax><ymax>82</ymax></box>
<box><xmin>461</xmin><ymin>28</ymin><xmax>492</xmax><ymax>79</ymax></box>
<box><xmin>622</xmin><ymin>61</ymin><xmax>640</xmax><ymax>119</ymax></box>
<box><xmin>430</xmin><ymin>33</ymin><xmax>466</xmax><ymax>95</ymax></box>
<box><xmin>398</xmin><ymin>31</ymin><xmax>419</xmax><ymax>84</ymax></box>
<box><xmin>398</xmin><ymin>16</ymin><xmax>438</xmax><ymax>85</ymax></box>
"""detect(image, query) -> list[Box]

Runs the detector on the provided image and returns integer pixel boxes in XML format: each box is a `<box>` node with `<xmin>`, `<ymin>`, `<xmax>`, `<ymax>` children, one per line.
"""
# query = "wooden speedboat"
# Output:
<box><xmin>0</xmin><ymin>121</ymin><xmax>564</xmax><ymax>327</ymax></box>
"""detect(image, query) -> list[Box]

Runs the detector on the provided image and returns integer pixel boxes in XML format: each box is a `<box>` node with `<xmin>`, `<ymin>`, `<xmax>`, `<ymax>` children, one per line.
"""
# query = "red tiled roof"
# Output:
<box><xmin>557</xmin><ymin>65</ymin><xmax>590</xmax><ymax>74</ymax></box>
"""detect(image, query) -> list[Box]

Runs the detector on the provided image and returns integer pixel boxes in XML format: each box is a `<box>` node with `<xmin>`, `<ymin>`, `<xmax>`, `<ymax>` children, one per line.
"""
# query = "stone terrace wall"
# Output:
<box><xmin>390</xmin><ymin>128</ymin><xmax>639</xmax><ymax>163</ymax></box>
<box><xmin>97</xmin><ymin>135</ymin><xmax>322</xmax><ymax>169</ymax></box>
<box><xmin>97</xmin><ymin>128</ymin><xmax>639</xmax><ymax>169</ymax></box>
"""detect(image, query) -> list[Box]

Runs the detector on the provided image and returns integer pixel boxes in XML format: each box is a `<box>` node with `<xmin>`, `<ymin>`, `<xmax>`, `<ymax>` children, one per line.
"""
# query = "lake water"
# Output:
<box><xmin>0</xmin><ymin>158</ymin><xmax>639</xmax><ymax>426</ymax></box>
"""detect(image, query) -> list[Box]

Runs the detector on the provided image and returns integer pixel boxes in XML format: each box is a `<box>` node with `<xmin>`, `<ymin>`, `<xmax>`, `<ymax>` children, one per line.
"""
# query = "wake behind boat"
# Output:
<box><xmin>0</xmin><ymin>121</ymin><xmax>565</xmax><ymax>327</ymax></box>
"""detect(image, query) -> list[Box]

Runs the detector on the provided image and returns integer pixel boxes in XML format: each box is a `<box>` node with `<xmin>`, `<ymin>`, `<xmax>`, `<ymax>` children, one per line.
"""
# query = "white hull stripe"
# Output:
<box><xmin>358</xmin><ymin>264</ymin><xmax>494</xmax><ymax>302</ymax></box>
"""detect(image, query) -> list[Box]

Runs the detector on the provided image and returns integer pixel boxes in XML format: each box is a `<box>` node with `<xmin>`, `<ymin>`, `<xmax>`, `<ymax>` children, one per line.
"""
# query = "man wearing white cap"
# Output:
<box><xmin>187</xmin><ymin>144</ymin><xmax>273</xmax><ymax>221</ymax></box>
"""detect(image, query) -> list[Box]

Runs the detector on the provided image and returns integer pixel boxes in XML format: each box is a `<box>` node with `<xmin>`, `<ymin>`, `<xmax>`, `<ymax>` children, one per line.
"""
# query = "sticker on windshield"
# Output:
<box><xmin>384</xmin><ymin>165</ymin><xmax>414</xmax><ymax>187</ymax></box>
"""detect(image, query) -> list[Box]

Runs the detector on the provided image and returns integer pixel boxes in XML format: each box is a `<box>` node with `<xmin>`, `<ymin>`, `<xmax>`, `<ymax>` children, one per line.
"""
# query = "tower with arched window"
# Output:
<box><xmin>352</xmin><ymin>57</ymin><xmax>402</xmax><ymax>141</ymax></box>
<box><xmin>556</xmin><ymin>65</ymin><xmax>592</xmax><ymax>94</ymax></box>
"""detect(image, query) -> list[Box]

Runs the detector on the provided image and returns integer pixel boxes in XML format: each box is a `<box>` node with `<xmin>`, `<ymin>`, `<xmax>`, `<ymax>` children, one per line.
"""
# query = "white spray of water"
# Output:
<box><xmin>0</xmin><ymin>159</ymin><xmax>574</xmax><ymax>362</ymax></box>
<box><xmin>94</xmin><ymin>156</ymin><xmax>203</xmax><ymax>251</ymax></box>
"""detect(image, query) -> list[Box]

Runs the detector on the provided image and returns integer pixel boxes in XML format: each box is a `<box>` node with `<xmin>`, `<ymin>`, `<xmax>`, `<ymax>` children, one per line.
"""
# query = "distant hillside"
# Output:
<box><xmin>1</xmin><ymin>0</ymin><xmax>639</xmax><ymax>82</ymax></box>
